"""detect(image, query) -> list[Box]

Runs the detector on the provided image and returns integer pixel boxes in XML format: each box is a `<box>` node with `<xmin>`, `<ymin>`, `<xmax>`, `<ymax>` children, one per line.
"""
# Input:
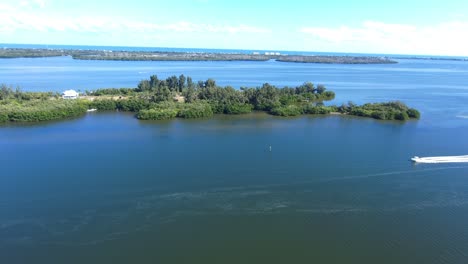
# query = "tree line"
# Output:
<box><xmin>87</xmin><ymin>74</ymin><xmax>337</xmax><ymax>120</ymax></box>
<box><xmin>0</xmin><ymin>75</ymin><xmax>421</xmax><ymax>123</ymax></box>
<box><xmin>0</xmin><ymin>85</ymin><xmax>88</xmax><ymax>122</ymax></box>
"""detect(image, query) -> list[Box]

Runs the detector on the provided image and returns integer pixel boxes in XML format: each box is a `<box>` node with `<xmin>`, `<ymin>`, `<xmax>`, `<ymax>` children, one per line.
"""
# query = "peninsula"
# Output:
<box><xmin>0</xmin><ymin>48</ymin><xmax>397</xmax><ymax>64</ymax></box>
<box><xmin>0</xmin><ymin>75</ymin><xmax>420</xmax><ymax>123</ymax></box>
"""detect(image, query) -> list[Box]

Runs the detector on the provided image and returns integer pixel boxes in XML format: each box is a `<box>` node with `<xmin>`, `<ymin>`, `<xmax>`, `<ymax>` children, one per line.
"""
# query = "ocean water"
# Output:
<box><xmin>1</xmin><ymin>55</ymin><xmax>468</xmax><ymax>263</ymax></box>
<box><xmin>1</xmin><ymin>56</ymin><xmax>467</xmax><ymax>128</ymax></box>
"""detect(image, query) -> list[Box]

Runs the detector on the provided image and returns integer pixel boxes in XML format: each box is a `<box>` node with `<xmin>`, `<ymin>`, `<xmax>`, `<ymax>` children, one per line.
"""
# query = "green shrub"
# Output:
<box><xmin>0</xmin><ymin>99</ymin><xmax>87</xmax><ymax>122</ymax></box>
<box><xmin>321</xmin><ymin>91</ymin><xmax>336</xmax><ymax>101</ymax></box>
<box><xmin>394</xmin><ymin>111</ymin><xmax>410</xmax><ymax>121</ymax></box>
<box><xmin>406</xmin><ymin>108</ymin><xmax>420</xmax><ymax>119</ymax></box>
<box><xmin>137</xmin><ymin>108</ymin><xmax>178</xmax><ymax>120</ymax></box>
<box><xmin>371</xmin><ymin>111</ymin><xmax>387</xmax><ymax>120</ymax></box>
<box><xmin>117</xmin><ymin>98</ymin><xmax>149</xmax><ymax>112</ymax></box>
<box><xmin>303</xmin><ymin>105</ymin><xmax>333</xmax><ymax>115</ymax></box>
<box><xmin>343</xmin><ymin>101</ymin><xmax>420</xmax><ymax>121</ymax></box>
<box><xmin>150</xmin><ymin>101</ymin><xmax>177</xmax><ymax>110</ymax></box>
<box><xmin>224</xmin><ymin>103</ymin><xmax>253</xmax><ymax>114</ymax></box>
<box><xmin>207</xmin><ymin>101</ymin><xmax>225</xmax><ymax>114</ymax></box>
<box><xmin>269</xmin><ymin>105</ymin><xmax>302</xmax><ymax>116</ymax></box>
<box><xmin>177</xmin><ymin>103</ymin><xmax>213</xmax><ymax>118</ymax></box>
<box><xmin>350</xmin><ymin>108</ymin><xmax>372</xmax><ymax>117</ymax></box>
<box><xmin>89</xmin><ymin>99</ymin><xmax>117</xmax><ymax>111</ymax></box>
<box><xmin>0</xmin><ymin>112</ymin><xmax>8</xmax><ymax>122</ymax></box>
<box><xmin>91</xmin><ymin>88</ymin><xmax>135</xmax><ymax>96</ymax></box>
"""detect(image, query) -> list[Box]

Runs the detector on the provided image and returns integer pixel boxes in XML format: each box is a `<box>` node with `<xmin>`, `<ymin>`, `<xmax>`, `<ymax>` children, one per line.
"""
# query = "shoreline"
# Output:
<box><xmin>0</xmin><ymin>110</ymin><xmax>417</xmax><ymax>128</ymax></box>
<box><xmin>0</xmin><ymin>48</ymin><xmax>396</xmax><ymax>64</ymax></box>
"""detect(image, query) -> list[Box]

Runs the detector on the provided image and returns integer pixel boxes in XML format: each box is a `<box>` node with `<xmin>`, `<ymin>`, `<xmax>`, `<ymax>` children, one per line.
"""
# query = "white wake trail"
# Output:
<box><xmin>411</xmin><ymin>155</ymin><xmax>468</xmax><ymax>163</ymax></box>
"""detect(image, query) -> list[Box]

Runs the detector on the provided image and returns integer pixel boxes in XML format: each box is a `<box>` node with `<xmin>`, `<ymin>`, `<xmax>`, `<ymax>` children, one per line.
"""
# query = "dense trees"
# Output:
<box><xmin>0</xmin><ymin>85</ymin><xmax>87</xmax><ymax>122</ymax></box>
<box><xmin>87</xmin><ymin>88</ymin><xmax>134</xmax><ymax>96</ymax></box>
<box><xmin>136</xmin><ymin>102</ymin><xmax>213</xmax><ymax>120</ymax></box>
<box><xmin>270</xmin><ymin>105</ymin><xmax>302</xmax><ymax>117</ymax></box>
<box><xmin>303</xmin><ymin>105</ymin><xmax>335</xmax><ymax>115</ymax></box>
<box><xmin>137</xmin><ymin>108</ymin><xmax>178</xmax><ymax>120</ymax></box>
<box><xmin>177</xmin><ymin>102</ymin><xmax>213</xmax><ymax>119</ymax></box>
<box><xmin>82</xmin><ymin>76</ymin><xmax>341</xmax><ymax>120</ymax></box>
<box><xmin>89</xmin><ymin>98</ymin><xmax>150</xmax><ymax>112</ymax></box>
<box><xmin>224</xmin><ymin>103</ymin><xmax>253</xmax><ymax>115</ymax></box>
<box><xmin>178</xmin><ymin>74</ymin><xmax>186</xmax><ymax>93</ymax></box>
<box><xmin>337</xmin><ymin>101</ymin><xmax>421</xmax><ymax>121</ymax></box>
<box><xmin>0</xmin><ymin>75</ymin><xmax>421</xmax><ymax>123</ymax></box>
<box><xmin>3</xmin><ymin>100</ymin><xmax>87</xmax><ymax>122</ymax></box>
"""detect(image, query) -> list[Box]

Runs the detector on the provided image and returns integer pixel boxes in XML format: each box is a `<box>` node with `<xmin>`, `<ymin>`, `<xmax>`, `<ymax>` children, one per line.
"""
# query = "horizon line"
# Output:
<box><xmin>1</xmin><ymin>42</ymin><xmax>467</xmax><ymax>58</ymax></box>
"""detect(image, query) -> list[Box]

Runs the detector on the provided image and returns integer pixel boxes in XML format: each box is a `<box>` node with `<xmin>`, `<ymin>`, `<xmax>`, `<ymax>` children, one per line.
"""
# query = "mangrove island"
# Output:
<box><xmin>0</xmin><ymin>74</ymin><xmax>420</xmax><ymax>123</ymax></box>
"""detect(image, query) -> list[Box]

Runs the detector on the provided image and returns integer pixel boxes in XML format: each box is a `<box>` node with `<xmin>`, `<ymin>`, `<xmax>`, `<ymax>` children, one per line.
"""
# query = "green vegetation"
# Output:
<box><xmin>87</xmin><ymin>74</ymin><xmax>418</xmax><ymax>122</ymax></box>
<box><xmin>0</xmin><ymin>85</ymin><xmax>88</xmax><ymax>122</ymax></box>
<box><xmin>177</xmin><ymin>102</ymin><xmax>213</xmax><ymax>119</ymax></box>
<box><xmin>303</xmin><ymin>105</ymin><xmax>336</xmax><ymax>115</ymax></box>
<box><xmin>137</xmin><ymin>108</ymin><xmax>178</xmax><ymax>120</ymax></box>
<box><xmin>337</xmin><ymin>101</ymin><xmax>421</xmax><ymax>121</ymax></box>
<box><xmin>224</xmin><ymin>103</ymin><xmax>254</xmax><ymax>115</ymax></box>
<box><xmin>86</xmin><ymin>88</ymin><xmax>135</xmax><ymax>96</ymax></box>
<box><xmin>89</xmin><ymin>99</ymin><xmax>117</xmax><ymax>110</ymax></box>
<box><xmin>0</xmin><ymin>48</ymin><xmax>397</xmax><ymax>64</ymax></box>
<box><xmin>0</xmin><ymin>75</ymin><xmax>420</xmax><ymax>123</ymax></box>
<box><xmin>88</xmin><ymin>98</ymin><xmax>150</xmax><ymax>111</ymax></box>
<box><xmin>136</xmin><ymin>101</ymin><xmax>213</xmax><ymax>120</ymax></box>
<box><xmin>270</xmin><ymin>105</ymin><xmax>303</xmax><ymax>117</ymax></box>
<box><xmin>277</xmin><ymin>55</ymin><xmax>397</xmax><ymax>64</ymax></box>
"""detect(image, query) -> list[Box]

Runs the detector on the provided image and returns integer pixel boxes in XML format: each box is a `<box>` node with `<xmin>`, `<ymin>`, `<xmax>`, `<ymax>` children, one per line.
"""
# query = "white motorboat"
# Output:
<box><xmin>411</xmin><ymin>155</ymin><xmax>468</xmax><ymax>163</ymax></box>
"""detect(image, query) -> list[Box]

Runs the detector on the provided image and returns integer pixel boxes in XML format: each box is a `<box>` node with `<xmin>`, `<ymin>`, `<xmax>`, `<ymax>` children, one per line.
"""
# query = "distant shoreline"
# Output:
<box><xmin>0</xmin><ymin>48</ymin><xmax>396</xmax><ymax>64</ymax></box>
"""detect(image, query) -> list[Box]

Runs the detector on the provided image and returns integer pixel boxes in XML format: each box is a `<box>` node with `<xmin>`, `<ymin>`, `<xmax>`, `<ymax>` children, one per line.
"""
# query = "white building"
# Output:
<box><xmin>62</xmin><ymin>90</ymin><xmax>79</xmax><ymax>99</ymax></box>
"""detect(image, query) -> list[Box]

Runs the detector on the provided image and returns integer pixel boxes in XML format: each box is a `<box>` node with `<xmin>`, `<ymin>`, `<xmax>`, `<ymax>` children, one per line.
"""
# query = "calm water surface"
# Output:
<box><xmin>1</xmin><ymin>57</ymin><xmax>468</xmax><ymax>263</ymax></box>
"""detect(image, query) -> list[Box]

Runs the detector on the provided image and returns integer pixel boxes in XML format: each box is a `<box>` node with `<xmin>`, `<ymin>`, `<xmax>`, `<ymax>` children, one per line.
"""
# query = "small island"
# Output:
<box><xmin>0</xmin><ymin>75</ymin><xmax>420</xmax><ymax>123</ymax></box>
<box><xmin>0</xmin><ymin>48</ymin><xmax>396</xmax><ymax>64</ymax></box>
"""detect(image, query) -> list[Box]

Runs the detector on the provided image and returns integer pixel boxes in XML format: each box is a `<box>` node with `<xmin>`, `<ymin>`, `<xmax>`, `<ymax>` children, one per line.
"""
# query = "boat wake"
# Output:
<box><xmin>411</xmin><ymin>155</ymin><xmax>468</xmax><ymax>163</ymax></box>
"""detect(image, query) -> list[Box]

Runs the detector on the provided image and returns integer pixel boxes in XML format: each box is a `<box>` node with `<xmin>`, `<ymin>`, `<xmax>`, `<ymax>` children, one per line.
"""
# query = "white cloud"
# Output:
<box><xmin>0</xmin><ymin>3</ymin><xmax>15</xmax><ymax>12</ymax></box>
<box><xmin>0</xmin><ymin>2</ymin><xmax>270</xmax><ymax>36</ymax></box>
<box><xmin>18</xmin><ymin>0</ymin><xmax>46</xmax><ymax>8</ymax></box>
<box><xmin>33</xmin><ymin>0</ymin><xmax>46</xmax><ymax>8</ymax></box>
<box><xmin>3</xmin><ymin>0</ymin><xmax>466</xmax><ymax>55</ymax></box>
<box><xmin>300</xmin><ymin>21</ymin><xmax>468</xmax><ymax>56</ymax></box>
<box><xmin>0</xmin><ymin>1</ymin><xmax>273</xmax><ymax>49</ymax></box>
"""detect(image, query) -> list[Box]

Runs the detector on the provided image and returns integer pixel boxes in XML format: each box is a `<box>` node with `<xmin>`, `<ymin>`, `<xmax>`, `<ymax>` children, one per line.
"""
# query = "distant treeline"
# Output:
<box><xmin>0</xmin><ymin>48</ymin><xmax>396</xmax><ymax>64</ymax></box>
<box><xmin>4</xmin><ymin>48</ymin><xmax>466</xmax><ymax>62</ymax></box>
<box><xmin>0</xmin><ymin>75</ymin><xmax>420</xmax><ymax>123</ymax></box>
<box><xmin>277</xmin><ymin>56</ymin><xmax>397</xmax><ymax>64</ymax></box>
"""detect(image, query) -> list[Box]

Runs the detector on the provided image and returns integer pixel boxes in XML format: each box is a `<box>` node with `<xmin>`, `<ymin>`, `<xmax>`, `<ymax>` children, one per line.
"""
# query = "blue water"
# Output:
<box><xmin>1</xmin><ymin>55</ymin><xmax>468</xmax><ymax>263</ymax></box>
<box><xmin>1</xmin><ymin>56</ymin><xmax>467</xmax><ymax>129</ymax></box>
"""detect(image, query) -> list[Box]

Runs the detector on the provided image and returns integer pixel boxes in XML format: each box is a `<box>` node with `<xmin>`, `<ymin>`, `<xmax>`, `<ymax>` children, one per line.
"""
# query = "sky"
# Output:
<box><xmin>1</xmin><ymin>0</ymin><xmax>468</xmax><ymax>56</ymax></box>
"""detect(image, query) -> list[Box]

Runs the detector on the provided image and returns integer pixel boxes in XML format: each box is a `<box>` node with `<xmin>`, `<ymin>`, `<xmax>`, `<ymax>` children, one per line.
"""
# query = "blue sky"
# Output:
<box><xmin>1</xmin><ymin>0</ymin><xmax>468</xmax><ymax>55</ymax></box>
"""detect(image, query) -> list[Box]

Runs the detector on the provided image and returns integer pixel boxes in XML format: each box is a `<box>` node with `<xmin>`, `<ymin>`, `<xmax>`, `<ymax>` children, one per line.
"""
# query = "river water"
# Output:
<box><xmin>1</xmin><ymin>56</ymin><xmax>468</xmax><ymax>263</ymax></box>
